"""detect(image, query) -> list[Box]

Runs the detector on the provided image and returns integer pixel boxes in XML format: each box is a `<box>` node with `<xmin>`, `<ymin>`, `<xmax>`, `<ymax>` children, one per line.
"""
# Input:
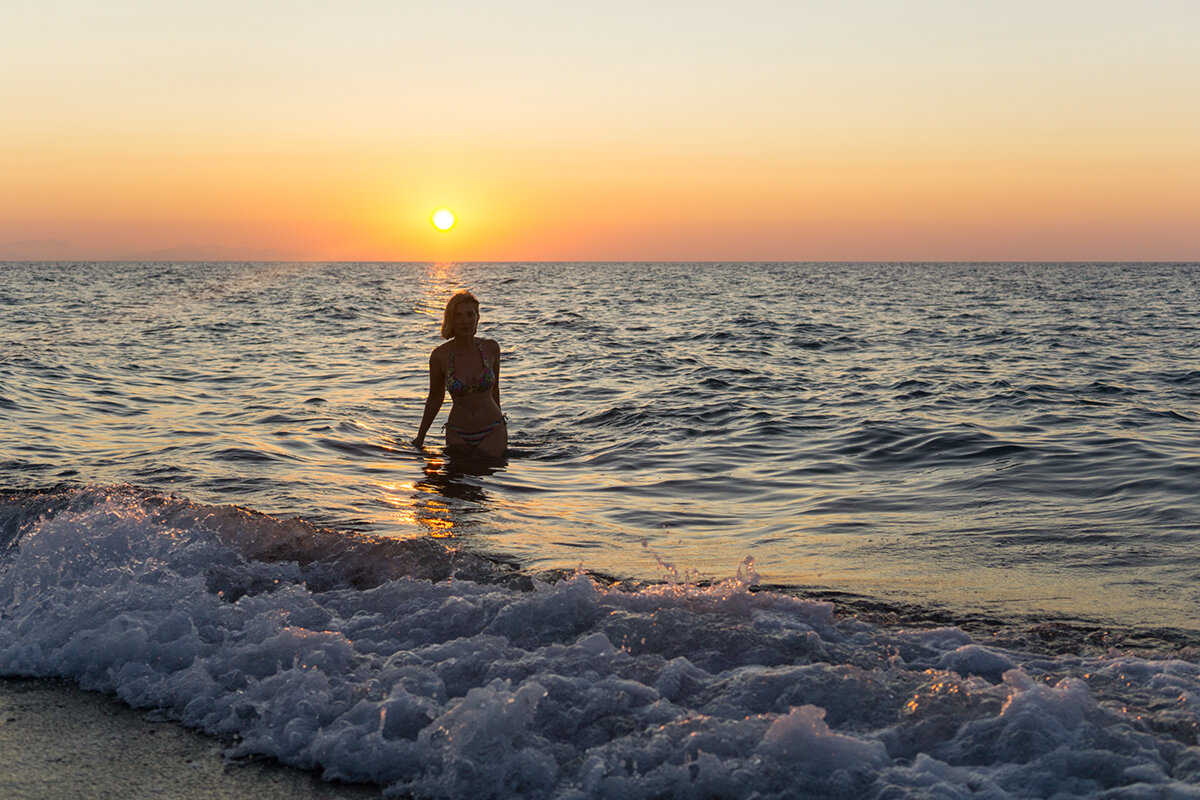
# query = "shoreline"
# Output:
<box><xmin>0</xmin><ymin>676</ymin><xmax>381</xmax><ymax>800</ymax></box>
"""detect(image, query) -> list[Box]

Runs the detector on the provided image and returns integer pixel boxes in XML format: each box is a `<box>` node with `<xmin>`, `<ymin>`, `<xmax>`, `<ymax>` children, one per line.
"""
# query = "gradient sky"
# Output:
<box><xmin>3</xmin><ymin>0</ymin><xmax>1198</xmax><ymax>262</ymax></box>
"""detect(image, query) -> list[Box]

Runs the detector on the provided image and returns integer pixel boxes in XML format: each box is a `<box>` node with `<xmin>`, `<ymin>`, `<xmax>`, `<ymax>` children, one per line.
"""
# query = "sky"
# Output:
<box><xmin>2</xmin><ymin>0</ymin><xmax>1198</xmax><ymax>262</ymax></box>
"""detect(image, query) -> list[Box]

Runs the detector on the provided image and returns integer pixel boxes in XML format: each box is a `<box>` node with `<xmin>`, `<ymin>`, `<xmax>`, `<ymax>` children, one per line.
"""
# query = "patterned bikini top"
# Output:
<box><xmin>446</xmin><ymin>341</ymin><xmax>495</xmax><ymax>397</ymax></box>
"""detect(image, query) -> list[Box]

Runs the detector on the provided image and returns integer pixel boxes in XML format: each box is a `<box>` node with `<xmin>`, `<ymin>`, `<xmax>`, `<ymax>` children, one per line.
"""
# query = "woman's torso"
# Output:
<box><xmin>441</xmin><ymin>338</ymin><xmax>502</xmax><ymax>429</ymax></box>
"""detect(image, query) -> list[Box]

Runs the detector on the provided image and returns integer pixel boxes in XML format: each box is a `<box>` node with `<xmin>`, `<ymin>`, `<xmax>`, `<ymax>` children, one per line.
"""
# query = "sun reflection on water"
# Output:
<box><xmin>370</xmin><ymin>448</ymin><xmax>509</xmax><ymax>543</ymax></box>
<box><xmin>416</xmin><ymin>262</ymin><xmax>468</xmax><ymax>319</ymax></box>
<box><xmin>372</xmin><ymin>477</ymin><xmax>454</xmax><ymax>538</ymax></box>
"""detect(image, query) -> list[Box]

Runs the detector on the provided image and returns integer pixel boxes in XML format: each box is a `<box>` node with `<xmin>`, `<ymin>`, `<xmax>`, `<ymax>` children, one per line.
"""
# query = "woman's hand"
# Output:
<box><xmin>412</xmin><ymin>434</ymin><xmax>426</xmax><ymax>450</ymax></box>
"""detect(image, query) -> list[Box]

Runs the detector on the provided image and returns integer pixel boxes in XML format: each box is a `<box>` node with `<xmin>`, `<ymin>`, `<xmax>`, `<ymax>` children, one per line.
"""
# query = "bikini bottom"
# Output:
<box><xmin>444</xmin><ymin>418</ymin><xmax>505</xmax><ymax>446</ymax></box>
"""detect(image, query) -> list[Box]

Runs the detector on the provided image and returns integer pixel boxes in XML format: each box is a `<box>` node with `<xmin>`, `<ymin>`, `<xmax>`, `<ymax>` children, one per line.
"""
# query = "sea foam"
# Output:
<box><xmin>2</xmin><ymin>486</ymin><xmax>1199</xmax><ymax>798</ymax></box>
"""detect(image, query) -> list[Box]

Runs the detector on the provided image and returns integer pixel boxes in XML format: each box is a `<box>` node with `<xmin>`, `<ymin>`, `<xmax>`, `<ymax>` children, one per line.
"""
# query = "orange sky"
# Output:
<box><xmin>2</xmin><ymin>1</ymin><xmax>1197</xmax><ymax>262</ymax></box>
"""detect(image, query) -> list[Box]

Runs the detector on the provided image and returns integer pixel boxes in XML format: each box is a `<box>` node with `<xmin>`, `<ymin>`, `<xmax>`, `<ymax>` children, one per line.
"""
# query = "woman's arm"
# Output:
<box><xmin>413</xmin><ymin>351</ymin><xmax>445</xmax><ymax>448</ymax></box>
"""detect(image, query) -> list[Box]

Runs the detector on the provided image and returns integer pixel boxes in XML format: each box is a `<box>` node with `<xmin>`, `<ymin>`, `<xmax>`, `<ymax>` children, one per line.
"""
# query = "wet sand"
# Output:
<box><xmin>0</xmin><ymin>677</ymin><xmax>382</xmax><ymax>800</ymax></box>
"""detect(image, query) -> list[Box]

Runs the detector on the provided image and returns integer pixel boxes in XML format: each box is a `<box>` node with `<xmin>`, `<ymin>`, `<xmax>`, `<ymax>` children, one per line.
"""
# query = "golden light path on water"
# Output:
<box><xmin>372</xmin><ymin>261</ymin><xmax>486</xmax><ymax>541</ymax></box>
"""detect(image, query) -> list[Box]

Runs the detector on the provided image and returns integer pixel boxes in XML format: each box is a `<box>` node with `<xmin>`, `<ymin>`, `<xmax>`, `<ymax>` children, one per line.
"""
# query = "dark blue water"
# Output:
<box><xmin>3</xmin><ymin>261</ymin><xmax>1200</xmax><ymax>797</ymax></box>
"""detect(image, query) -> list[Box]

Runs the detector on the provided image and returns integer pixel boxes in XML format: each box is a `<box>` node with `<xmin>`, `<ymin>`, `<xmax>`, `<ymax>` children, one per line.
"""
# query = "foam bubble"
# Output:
<box><xmin>758</xmin><ymin>704</ymin><xmax>890</xmax><ymax>770</ymax></box>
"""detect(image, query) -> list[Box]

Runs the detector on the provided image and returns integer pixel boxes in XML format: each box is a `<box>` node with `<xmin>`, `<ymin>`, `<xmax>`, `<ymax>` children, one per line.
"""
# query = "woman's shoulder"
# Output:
<box><xmin>479</xmin><ymin>338</ymin><xmax>501</xmax><ymax>356</ymax></box>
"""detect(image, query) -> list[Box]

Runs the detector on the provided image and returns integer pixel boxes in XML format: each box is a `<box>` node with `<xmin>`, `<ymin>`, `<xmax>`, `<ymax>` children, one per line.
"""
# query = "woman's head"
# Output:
<box><xmin>440</xmin><ymin>290</ymin><xmax>480</xmax><ymax>339</ymax></box>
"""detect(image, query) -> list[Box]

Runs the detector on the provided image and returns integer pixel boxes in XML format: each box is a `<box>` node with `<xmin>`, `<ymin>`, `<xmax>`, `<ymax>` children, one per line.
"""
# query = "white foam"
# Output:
<box><xmin>2</xmin><ymin>488</ymin><xmax>1199</xmax><ymax>798</ymax></box>
<box><xmin>758</xmin><ymin>704</ymin><xmax>890</xmax><ymax>769</ymax></box>
<box><xmin>937</xmin><ymin>644</ymin><xmax>1018</xmax><ymax>681</ymax></box>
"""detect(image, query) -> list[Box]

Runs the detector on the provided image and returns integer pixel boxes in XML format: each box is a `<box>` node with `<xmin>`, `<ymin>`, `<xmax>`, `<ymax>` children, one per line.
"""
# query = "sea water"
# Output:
<box><xmin>2</xmin><ymin>261</ymin><xmax>1199</xmax><ymax>797</ymax></box>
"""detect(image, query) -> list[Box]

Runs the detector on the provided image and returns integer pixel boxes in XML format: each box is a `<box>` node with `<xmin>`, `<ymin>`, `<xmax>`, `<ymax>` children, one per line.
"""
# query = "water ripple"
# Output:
<box><xmin>1</xmin><ymin>261</ymin><xmax>1198</xmax><ymax>631</ymax></box>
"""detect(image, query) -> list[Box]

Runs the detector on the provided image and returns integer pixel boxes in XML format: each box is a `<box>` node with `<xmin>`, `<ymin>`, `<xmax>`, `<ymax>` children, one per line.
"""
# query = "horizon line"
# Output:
<box><xmin>3</xmin><ymin>258</ymin><xmax>1199</xmax><ymax>266</ymax></box>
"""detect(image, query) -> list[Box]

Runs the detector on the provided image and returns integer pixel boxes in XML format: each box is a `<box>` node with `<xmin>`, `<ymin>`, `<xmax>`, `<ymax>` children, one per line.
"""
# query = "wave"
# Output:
<box><xmin>3</xmin><ymin>485</ymin><xmax>1200</xmax><ymax>798</ymax></box>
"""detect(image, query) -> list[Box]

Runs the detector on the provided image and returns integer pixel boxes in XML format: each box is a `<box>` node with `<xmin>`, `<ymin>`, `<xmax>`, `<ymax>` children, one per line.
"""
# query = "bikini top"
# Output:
<box><xmin>446</xmin><ymin>341</ymin><xmax>495</xmax><ymax>398</ymax></box>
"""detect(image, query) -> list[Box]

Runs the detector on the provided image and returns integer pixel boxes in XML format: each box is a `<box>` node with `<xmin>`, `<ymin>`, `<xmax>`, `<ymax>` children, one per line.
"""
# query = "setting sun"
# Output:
<box><xmin>431</xmin><ymin>208</ymin><xmax>456</xmax><ymax>232</ymax></box>
<box><xmin>0</xmin><ymin>3</ymin><xmax>1196</xmax><ymax>263</ymax></box>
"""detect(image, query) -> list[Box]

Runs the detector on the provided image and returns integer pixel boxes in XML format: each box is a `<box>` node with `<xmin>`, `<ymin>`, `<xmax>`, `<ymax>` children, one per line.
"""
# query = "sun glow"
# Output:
<box><xmin>431</xmin><ymin>208</ymin><xmax>456</xmax><ymax>232</ymax></box>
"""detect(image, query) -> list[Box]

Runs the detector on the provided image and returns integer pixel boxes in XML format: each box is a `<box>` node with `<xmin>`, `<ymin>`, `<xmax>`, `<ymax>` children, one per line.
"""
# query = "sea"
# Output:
<box><xmin>2</xmin><ymin>260</ymin><xmax>1199</xmax><ymax>798</ymax></box>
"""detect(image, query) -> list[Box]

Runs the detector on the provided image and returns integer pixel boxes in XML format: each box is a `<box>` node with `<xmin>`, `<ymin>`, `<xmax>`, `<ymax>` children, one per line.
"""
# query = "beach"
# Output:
<box><xmin>0</xmin><ymin>677</ymin><xmax>380</xmax><ymax>800</ymax></box>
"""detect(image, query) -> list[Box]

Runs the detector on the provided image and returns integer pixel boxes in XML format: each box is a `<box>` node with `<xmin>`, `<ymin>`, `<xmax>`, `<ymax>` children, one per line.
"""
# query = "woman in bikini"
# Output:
<box><xmin>412</xmin><ymin>290</ymin><xmax>507</xmax><ymax>458</ymax></box>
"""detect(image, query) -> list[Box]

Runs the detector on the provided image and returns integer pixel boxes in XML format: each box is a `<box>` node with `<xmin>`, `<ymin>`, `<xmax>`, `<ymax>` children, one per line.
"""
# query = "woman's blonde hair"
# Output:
<box><xmin>440</xmin><ymin>290</ymin><xmax>480</xmax><ymax>339</ymax></box>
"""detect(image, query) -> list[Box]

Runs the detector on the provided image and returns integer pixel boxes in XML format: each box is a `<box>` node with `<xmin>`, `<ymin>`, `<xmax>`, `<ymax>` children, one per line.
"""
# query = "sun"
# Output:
<box><xmin>431</xmin><ymin>208</ymin><xmax>457</xmax><ymax>232</ymax></box>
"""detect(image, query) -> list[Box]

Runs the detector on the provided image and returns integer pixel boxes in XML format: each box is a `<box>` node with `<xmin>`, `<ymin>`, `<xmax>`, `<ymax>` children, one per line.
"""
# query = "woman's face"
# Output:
<box><xmin>452</xmin><ymin>302</ymin><xmax>479</xmax><ymax>337</ymax></box>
